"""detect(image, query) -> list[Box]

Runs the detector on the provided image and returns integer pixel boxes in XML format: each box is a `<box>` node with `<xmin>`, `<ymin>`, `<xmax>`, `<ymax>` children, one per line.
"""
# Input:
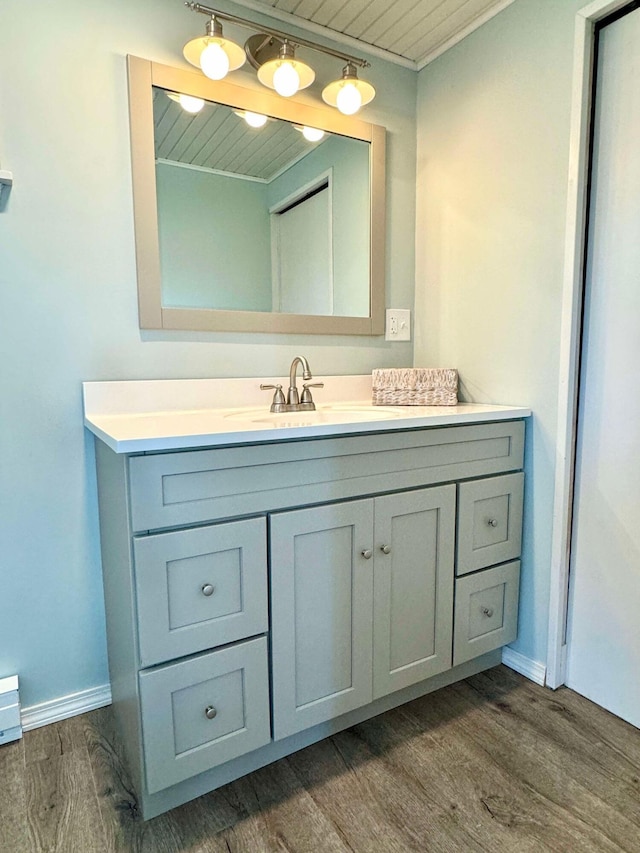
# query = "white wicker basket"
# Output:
<box><xmin>372</xmin><ymin>368</ymin><xmax>458</xmax><ymax>406</ymax></box>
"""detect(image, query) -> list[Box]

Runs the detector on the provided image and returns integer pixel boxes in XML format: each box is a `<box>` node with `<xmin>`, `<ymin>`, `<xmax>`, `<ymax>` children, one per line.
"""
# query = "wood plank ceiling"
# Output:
<box><xmin>153</xmin><ymin>89</ymin><xmax>321</xmax><ymax>180</ymax></box>
<box><xmin>230</xmin><ymin>0</ymin><xmax>514</xmax><ymax>67</ymax></box>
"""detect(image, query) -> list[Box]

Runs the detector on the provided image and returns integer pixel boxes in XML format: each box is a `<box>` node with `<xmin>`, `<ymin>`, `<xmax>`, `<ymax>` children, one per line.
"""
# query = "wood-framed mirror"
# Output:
<box><xmin>127</xmin><ymin>55</ymin><xmax>386</xmax><ymax>335</ymax></box>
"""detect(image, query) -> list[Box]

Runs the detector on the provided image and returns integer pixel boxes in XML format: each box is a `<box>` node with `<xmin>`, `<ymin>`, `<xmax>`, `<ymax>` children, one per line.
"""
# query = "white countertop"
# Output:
<box><xmin>83</xmin><ymin>376</ymin><xmax>531</xmax><ymax>454</ymax></box>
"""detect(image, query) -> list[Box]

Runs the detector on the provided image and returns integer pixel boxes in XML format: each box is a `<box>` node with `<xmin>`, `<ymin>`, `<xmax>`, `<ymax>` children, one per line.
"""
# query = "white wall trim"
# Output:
<box><xmin>21</xmin><ymin>684</ymin><xmax>112</xmax><ymax>732</ymax></box>
<box><xmin>547</xmin><ymin>0</ymin><xmax>632</xmax><ymax>690</ymax></box>
<box><xmin>502</xmin><ymin>647</ymin><xmax>546</xmax><ymax>687</ymax></box>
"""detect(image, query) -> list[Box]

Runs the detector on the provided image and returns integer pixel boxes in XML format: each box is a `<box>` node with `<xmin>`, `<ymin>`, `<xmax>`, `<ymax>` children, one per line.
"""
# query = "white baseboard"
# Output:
<box><xmin>502</xmin><ymin>647</ymin><xmax>546</xmax><ymax>686</ymax></box>
<box><xmin>21</xmin><ymin>683</ymin><xmax>112</xmax><ymax>732</ymax></box>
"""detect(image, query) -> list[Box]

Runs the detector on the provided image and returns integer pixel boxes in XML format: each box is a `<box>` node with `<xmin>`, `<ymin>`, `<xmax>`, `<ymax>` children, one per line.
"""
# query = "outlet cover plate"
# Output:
<box><xmin>385</xmin><ymin>309</ymin><xmax>411</xmax><ymax>341</ymax></box>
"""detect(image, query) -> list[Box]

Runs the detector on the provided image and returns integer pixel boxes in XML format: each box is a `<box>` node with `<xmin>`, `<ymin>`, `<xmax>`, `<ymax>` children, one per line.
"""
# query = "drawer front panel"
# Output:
<box><xmin>453</xmin><ymin>561</ymin><xmax>520</xmax><ymax>666</ymax></box>
<box><xmin>139</xmin><ymin>637</ymin><xmax>271</xmax><ymax>793</ymax></box>
<box><xmin>129</xmin><ymin>421</ymin><xmax>525</xmax><ymax>531</ymax></box>
<box><xmin>134</xmin><ymin>517</ymin><xmax>267</xmax><ymax>667</ymax></box>
<box><xmin>456</xmin><ymin>472</ymin><xmax>524</xmax><ymax>575</ymax></box>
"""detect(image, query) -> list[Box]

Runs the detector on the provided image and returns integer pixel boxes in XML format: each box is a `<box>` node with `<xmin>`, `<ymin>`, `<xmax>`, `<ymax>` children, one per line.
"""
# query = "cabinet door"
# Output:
<box><xmin>373</xmin><ymin>486</ymin><xmax>455</xmax><ymax>699</ymax></box>
<box><xmin>270</xmin><ymin>500</ymin><xmax>374</xmax><ymax>740</ymax></box>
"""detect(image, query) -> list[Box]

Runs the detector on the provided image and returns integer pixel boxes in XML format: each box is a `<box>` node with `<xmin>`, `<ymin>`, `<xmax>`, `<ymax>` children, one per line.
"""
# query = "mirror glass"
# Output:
<box><xmin>153</xmin><ymin>87</ymin><xmax>371</xmax><ymax>317</ymax></box>
<box><xmin>128</xmin><ymin>57</ymin><xmax>385</xmax><ymax>335</ymax></box>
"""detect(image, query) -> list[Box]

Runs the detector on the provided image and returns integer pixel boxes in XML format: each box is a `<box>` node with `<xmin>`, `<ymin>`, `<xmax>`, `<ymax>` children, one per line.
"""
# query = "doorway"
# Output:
<box><xmin>564</xmin><ymin>3</ymin><xmax>640</xmax><ymax>727</ymax></box>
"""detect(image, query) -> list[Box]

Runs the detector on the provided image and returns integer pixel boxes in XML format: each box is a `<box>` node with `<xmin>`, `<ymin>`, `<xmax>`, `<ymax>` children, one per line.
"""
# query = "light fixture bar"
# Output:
<box><xmin>185</xmin><ymin>2</ymin><xmax>370</xmax><ymax>69</ymax></box>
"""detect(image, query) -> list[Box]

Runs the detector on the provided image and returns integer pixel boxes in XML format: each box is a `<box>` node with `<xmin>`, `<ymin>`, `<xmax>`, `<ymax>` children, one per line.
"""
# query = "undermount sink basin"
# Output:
<box><xmin>224</xmin><ymin>404</ymin><xmax>405</xmax><ymax>426</ymax></box>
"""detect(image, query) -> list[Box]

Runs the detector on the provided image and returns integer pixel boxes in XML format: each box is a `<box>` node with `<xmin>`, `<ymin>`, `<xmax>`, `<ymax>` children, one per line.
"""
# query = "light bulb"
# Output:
<box><xmin>244</xmin><ymin>111</ymin><xmax>268</xmax><ymax>128</ymax></box>
<box><xmin>200</xmin><ymin>41</ymin><xmax>230</xmax><ymax>80</ymax></box>
<box><xmin>336</xmin><ymin>82</ymin><xmax>362</xmax><ymax>115</ymax></box>
<box><xmin>302</xmin><ymin>126</ymin><xmax>325</xmax><ymax>142</ymax></box>
<box><xmin>178</xmin><ymin>94</ymin><xmax>205</xmax><ymax>114</ymax></box>
<box><xmin>273</xmin><ymin>61</ymin><xmax>300</xmax><ymax>97</ymax></box>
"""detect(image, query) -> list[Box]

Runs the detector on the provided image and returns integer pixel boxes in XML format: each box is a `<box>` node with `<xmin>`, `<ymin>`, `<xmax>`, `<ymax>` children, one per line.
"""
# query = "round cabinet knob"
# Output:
<box><xmin>201</xmin><ymin>584</ymin><xmax>215</xmax><ymax>597</ymax></box>
<box><xmin>482</xmin><ymin>606</ymin><xmax>494</xmax><ymax>618</ymax></box>
<box><xmin>205</xmin><ymin>705</ymin><xmax>217</xmax><ymax>720</ymax></box>
<box><xmin>487</xmin><ymin>518</ymin><xmax>499</xmax><ymax>528</ymax></box>
<box><xmin>361</xmin><ymin>549</ymin><xmax>373</xmax><ymax>560</ymax></box>
<box><xmin>380</xmin><ymin>544</ymin><xmax>391</xmax><ymax>555</ymax></box>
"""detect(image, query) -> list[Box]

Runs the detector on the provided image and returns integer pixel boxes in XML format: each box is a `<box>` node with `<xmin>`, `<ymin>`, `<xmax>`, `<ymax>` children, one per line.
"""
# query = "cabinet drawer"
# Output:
<box><xmin>453</xmin><ymin>561</ymin><xmax>520</xmax><ymax>666</ymax></box>
<box><xmin>128</xmin><ymin>422</ymin><xmax>524</xmax><ymax>532</ymax></box>
<box><xmin>139</xmin><ymin>637</ymin><xmax>271</xmax><ymax>794</ymax></box>
<box><xmin>134</xmin><ymin>517</ymin><xmax>267</xmax><ymax>667</ymax></box>
<box><xmin>456</xmin><ymin>472</ymin><xmax>524</xmax><ymax>575</ymax></box>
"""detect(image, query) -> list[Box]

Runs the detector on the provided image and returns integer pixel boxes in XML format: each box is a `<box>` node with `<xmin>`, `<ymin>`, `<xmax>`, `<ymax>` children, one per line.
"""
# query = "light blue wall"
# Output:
<box><xmin>414</xmin><ymin>0</ymin><xmax>588</xmax><ymax>667</ymax></box>
<box><xmin>0</xmin><ymin>0</ymin><xmax>416</xmax><ymax>708</ymax></box>
<box><xmin>157</xmin><ymin>164</ymin><xmax>272</xmax><ymax>311</ymax></box>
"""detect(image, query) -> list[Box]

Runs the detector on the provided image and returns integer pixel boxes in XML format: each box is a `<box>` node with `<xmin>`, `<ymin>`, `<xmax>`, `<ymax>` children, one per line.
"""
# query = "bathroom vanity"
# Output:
<box><xmin>83</xmin><ymin>375</ymin><xmax>529</xmax><ymax>818</ymax></box>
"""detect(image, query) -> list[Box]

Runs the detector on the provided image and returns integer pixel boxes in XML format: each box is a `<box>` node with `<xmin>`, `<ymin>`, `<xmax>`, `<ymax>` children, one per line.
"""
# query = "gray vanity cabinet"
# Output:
<box><xmin>270</xmin><ymin>485</ymin><xmax>456</xmax><ymax>740</ymax></box>
<box><xmin>93</xmin><ymin>418</ymin><xmax>526</xmax><ymax>819</ymax></box>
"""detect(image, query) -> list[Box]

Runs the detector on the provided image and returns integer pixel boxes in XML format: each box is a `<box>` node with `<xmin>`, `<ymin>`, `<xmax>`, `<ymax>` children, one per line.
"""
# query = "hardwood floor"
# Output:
<box><xmin>1</xmin><ymin>665</ymin><xmax>639</xmax><ymax>852</ymax></box>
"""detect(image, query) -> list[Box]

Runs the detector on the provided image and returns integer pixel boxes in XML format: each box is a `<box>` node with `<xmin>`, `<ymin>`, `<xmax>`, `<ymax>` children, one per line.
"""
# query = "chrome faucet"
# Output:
<box><xmin>287</xmin><ymin>356</ymin><xmax>312</xmax><ymax>407</ymax></box>
<box><xmin>260</xmin><ymin>356</ymin><xmax>324</xmax><ymax>412</ymax></box>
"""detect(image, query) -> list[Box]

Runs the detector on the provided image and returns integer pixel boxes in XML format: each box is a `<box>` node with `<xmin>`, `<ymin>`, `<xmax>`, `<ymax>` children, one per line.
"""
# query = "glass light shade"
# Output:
<box><xmin>322</xmin><ymin>71</ymin><xmax>375</xmax><ymax>115</ymax></box>
<box><xmin>336</xmin><ymin>82</ymin><xmax>362</xmax><ymax>115</ymax></box>
<box><xmin>200</xmin><ymin>41</ymin><xmax>230</xmax><ymax>80</ymax></box>
<box><xmin>273</xmin><ymin>61</ymin><xmax>300</xmax><ymax>96</ymax></box>
<box><xmin>178</xmin><ymin>94</ymin><xmax>205</xmax><ymax>114</ymax></box>
<box><xmin>258</xmin><ymin>57</ymin><xmax>315</xmax><ymax>97</ymax></box>
<box><xmin>243</xmin><ymin>111</ymin><xmax>268</xmax><ymax>128</ymax></box>
<box><xmin>301</xmin><ymin>126</ymin><xmax>325</xmax><ymax>142</ymax></box>
<box><xmin>183</xmin><ymin>30</ymin><xmax>245</xmax><ymax>80</ymax></box>
<box><xmin>167</xmin><ymin>91</ymin><xmax>205</xmax><ymax>114</ymax></box>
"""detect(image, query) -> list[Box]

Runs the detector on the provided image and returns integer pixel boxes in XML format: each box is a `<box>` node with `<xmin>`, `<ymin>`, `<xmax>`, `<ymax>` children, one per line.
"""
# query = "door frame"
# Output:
<box><xmin>547</xmin><ymin>0</ymin><xmax>635</xmax><ymax>688</ymax></box>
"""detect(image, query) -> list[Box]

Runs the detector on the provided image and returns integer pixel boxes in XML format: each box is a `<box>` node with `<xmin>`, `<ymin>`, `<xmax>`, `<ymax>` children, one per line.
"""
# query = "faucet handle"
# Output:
<box><xmin>260</xmin><ymin>383</ymin><xmax>286</xmax><ymax>413</ymax></box>
<box><xmin>300</xmin><ymin>382</ymin><xmax>324</xmax><ymax>409</ymax></box>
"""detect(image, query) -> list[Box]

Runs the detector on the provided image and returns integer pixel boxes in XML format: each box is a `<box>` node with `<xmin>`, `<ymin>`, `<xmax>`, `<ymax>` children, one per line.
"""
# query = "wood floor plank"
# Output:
<box><xmin>287</xmin><ymin>736</ymin><xmax>425</xmax><ymax>852</ymax></box>
<box><xmin>218</xmin><ymin>758</ymin><xmax>352</xmax><ymax>852</ymax></box>
<box><xmin>325</xmin><ymin>723</ymin><xmax>488</xmax><ymax>852</ymax></box>
<box><xmin>0</xmin><ymin>738</ymin><xmax>31</xmax><ymax>853</ymax></box>
<box><xmin>466</xmin><ymin>668</ymin><xmax>640</xmax><ymax>821</ymax></box>
<box><xmin>24</xmin><ymin>745</ymin><xmax>107</xmax><ymax>853</ymax></box>
<box><xmin>80</xmin><ymin>706</ymin><xmax>237</xmax><ymax>853</ymax></box>
<box><xmin>24</xmin><ymin>714</ymin><xmax>87</xmax><ymax>765</ymax></box>
<box><xmin>352</xmin><ymin>702</ymin><xmax>557</xmax><ymax>853</ymax></box>
<box><xmin>412</xmin><ymin>679</ymin><xmax>636</xmax><ymax>852</ymax></box>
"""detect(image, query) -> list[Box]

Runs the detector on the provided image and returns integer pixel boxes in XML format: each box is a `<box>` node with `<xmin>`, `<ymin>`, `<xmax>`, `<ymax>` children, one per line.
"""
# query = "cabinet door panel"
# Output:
<box><xmin>270</xmin><ymin>500</ymin><xmax>374</xmax><ymax>740</ymax></box>
<box><xmin>373</xmin><ymin>486</ymin><xmax>455</xmax><ymax>699</ymax></box>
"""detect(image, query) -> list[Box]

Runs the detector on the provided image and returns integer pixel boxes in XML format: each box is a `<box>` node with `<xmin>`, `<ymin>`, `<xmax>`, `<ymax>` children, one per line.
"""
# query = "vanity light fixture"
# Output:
<box><xmin>184</xmin><ymin>3</ymin><xmax>375</xmax><ymax>114</ymax></box>
<box><xmin>166</xmin><ymin>91</ymin><xmax>205</xmax><ymax>113</ymax></box>
<box><xmin>322</xmin><ymin>62</ymin><xmax>376</xmax><ymax>116</ymax></box>
<box><xmin>293</xmin><ymin>125</ymin><xmax>325</xmax><ymax>142</ymax></box>
<box><xmin>183</xmin><ymin>15</ymin><xmax>245</xmax><ymax>80</ymax></box>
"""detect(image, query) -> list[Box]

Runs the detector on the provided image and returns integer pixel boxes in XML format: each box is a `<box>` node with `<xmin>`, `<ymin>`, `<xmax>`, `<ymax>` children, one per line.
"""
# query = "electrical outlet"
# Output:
<box><xmin>385</xmin><ymin>309</ymin><xmax>411</xmax><ymax>341</ymax></box>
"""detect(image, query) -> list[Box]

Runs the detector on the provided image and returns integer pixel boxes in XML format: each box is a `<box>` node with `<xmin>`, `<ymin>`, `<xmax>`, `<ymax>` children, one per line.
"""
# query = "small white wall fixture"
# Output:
<box><xmin>547</xmin><ymin>0</ymin><xmax>633</xmax><ymax>689</ymax></box>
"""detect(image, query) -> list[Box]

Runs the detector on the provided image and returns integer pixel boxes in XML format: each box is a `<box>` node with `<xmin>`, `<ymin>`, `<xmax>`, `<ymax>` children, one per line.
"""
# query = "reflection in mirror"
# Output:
<box><xmin>153</xmin><ymin>87</ymin><xmax>370</xmax><ymax>316</ymax></box>
<box><xmin>127</xmin><ymin>56</ymin><xmax>385</xmax><ymax>335</ymax></box>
